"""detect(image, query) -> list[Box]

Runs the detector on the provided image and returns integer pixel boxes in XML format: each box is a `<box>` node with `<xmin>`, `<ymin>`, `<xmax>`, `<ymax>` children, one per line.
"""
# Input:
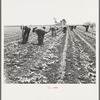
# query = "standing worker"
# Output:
<box><xmin>20</xmin><ymin>25</ymin><xmax>31</xmax><ymax>44</ymax></box>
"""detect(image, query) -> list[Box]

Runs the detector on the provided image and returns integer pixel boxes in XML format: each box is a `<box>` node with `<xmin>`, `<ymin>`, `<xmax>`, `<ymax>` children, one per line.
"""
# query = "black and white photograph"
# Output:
<box><xmin>3</xmin><ymin>0</ymin><xmax>98</xmax><ymax>84</ymax></box>
<box><xmin>2</xmin><ymin>0</ymin><xmax>99</xmax><ymax>99</ymax></box>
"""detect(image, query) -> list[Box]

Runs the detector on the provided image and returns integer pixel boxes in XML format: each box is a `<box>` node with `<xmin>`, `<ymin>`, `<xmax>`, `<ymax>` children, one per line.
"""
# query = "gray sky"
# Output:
<box><xmin>3</xmin><ymin>0</ymin><xmax>98</xmax><ymax>25</ymax></box>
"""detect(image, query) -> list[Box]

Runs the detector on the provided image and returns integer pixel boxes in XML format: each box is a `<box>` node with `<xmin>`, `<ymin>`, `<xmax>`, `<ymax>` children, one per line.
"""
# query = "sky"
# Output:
<box><xmin>3</xmin><ymin>0</ymin><xmax>98</xmax><ymax>25</ymax></box>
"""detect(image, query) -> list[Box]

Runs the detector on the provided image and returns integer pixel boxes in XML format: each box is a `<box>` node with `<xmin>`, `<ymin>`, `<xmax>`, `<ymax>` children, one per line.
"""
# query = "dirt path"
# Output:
<box><xmin>76</xmin><ymin>29</ymin><xmax>95</xmax><ymax>39</ymax></box>
<box><xmin>74</xmin><ymin>29</ymin><xmax>96</xmax><ymax>49</ymax></box>
<box><xmin>77</xmin><ymin>28</ymin><xmax>96</xmax><ymax>35</ymax></box>
<box><xmin>60</xmin><ymin>29</ymin><xmax>96</xmax><ymax>84</ymax></box>
<box><xmin>71</xmin><ymin>31</ymin><xmax>96</xmax><ymax>83</ymax></box>
<box><xmin>57</xmin><ymin>27</ymin><xmax>69</xmax><ymax>83</ymax></box>
<box><xmin>73</xmin><ymin>30</ymin><xmax>95</xmax><ymax>52</ymax></box>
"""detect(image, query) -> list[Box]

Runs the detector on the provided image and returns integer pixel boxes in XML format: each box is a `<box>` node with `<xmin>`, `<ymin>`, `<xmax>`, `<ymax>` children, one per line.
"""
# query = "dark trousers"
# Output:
<box><xmin>70</xmin><ymin>27</ymin><xmax>73</xmax><ymax>31</ymax></box>
<box><xmin>22</xmin><ymin>32</ymin><xmax>29</xmax><ymax>44</ymax></box>
<box><xmin>86</xmin><ymin>27</ymin><xmax>89</xmax><ymax>32</ymax></box>
<box><xmin>63</xmin><ymin>29</ymin><xmax>67</xmax><ymax>33</ymax></box>
<box><xmin>38</xmin><ymin>34</ymin><xmax>44</xmax><ymax>45</ymax></box>
<box><xmin>52</xmin><ymin>31</ymin><xmax>56</xmax><ymax>36</ymax></box>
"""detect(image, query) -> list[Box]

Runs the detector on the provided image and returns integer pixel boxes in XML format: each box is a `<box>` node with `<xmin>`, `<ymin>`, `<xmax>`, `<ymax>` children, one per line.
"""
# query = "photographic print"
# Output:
<box><xmin>3</xmin><ymin>0</ymin><xmax>97</xmax><ymax>84</ymax></box>
<box><xmin>2</xmin><ymin>0</ymin><xmax>99</xmax><ymax>100</ymax></box>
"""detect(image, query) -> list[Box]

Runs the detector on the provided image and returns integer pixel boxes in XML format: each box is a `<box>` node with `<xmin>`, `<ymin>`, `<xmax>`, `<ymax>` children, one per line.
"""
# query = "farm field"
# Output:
<box><xmin>4</xmin><ymin>25</ymin><xmax>96</xmax><ymax>84</ymax></box>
